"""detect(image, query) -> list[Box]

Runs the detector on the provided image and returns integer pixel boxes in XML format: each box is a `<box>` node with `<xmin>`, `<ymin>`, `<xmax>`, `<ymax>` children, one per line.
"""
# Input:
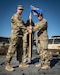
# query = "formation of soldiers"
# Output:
<box><xmin>5</xmin><ymin>5</ymin><xmax>51</xmax><ymax>71</ymax></box>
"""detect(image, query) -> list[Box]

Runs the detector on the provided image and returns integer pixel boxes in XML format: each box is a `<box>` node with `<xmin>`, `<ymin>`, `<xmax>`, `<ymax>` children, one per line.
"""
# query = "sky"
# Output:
<box><xmin>0</xmin><ymin>0</ymin><xmax>60</xmax><ymax>38</ymax></box>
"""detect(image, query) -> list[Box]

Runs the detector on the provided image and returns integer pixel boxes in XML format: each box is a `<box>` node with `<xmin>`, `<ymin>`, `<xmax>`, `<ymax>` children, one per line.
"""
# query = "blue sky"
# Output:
<box><xmin>0</xmin><ymin>0</ymin><xmax>60</xmax><ymax>38</ymax></box>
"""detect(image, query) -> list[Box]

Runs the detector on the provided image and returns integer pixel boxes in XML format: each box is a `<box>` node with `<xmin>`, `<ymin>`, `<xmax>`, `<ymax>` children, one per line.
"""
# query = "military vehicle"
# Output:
<box><xmin>0</xmin><ymin>36</ymin><xmax>9</xmax><ymax>55</ymax></box>
<box><xmin>48</xmin><ymin>36</ymin><xmax>60</xmax><ymax>55</ymax></box>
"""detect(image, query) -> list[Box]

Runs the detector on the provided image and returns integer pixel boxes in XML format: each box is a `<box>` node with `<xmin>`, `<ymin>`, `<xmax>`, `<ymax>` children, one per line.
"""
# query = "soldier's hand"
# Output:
<box><xmin>28</xmin><ymin>29</ymin><xmax>32</xmax><ymax>34</ymax></box>
<box><xmin>28</xmin><ymin>26</ymin><xmax>32</xmax><ymax>30</ymax></box>
<box><xmin>27</xmin><ymin>26</ymin><xmax>32</xmax><ymax>34</ymax></box>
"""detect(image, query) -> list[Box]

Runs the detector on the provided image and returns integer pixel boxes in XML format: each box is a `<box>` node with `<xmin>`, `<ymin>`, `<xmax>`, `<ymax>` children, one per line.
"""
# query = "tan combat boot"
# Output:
<box><xmin>19</xmin><ymin>62</ymin><xmax>29</xmax><ymax>68</ymax></box>
<box><xmin>23</xmin><ymin>58</ymin><xmax>31</xmax><ymax>63</ymax></box>
<box><xmin>35</xmin><ymin>63</ymin><xmax>42</xmax><ymax>68</ymax></box>
<box><xmin>23</xmin><ymin>58</ymin><xmax>28</xmax><ymax>63</ymax></box>
<box><xmin>5</xmin><ymin>63</ymin><xmax>14</xmax><ymax>71</ymax></box>
<box><xmin>41</xmin><ymin>65</ymin><xmax>50</xmax><ymax>70</ymax></box>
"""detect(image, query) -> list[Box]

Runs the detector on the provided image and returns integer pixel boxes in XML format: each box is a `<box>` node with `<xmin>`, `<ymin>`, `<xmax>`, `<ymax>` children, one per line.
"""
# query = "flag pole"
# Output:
<box><xmin>28</xmin><ymin>12</ymin><xmax>32</xmax><ymax>63</ymax></box>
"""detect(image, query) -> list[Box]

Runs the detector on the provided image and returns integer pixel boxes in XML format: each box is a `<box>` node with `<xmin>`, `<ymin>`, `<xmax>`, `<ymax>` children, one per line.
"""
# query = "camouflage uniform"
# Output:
<box><xmin>33</xmin><ymin>18</ymin><xmax>50</xmax><ymax>68</ymax></box>
<box><xmin>5</xmin><ymin>5</ymin><xmax>29</xmax><ymax>72</ymax></box>
<box><xmin>6</xmin><ymin>12</ymin><xmax>27</xmax><ymax>64</ymax></box>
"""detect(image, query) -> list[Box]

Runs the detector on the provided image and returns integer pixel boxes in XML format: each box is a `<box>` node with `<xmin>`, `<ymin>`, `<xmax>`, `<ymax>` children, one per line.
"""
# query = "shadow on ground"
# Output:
<box><xmin>50</xmin><ymin>55</ymin><xmax>60</xmax><ymax>68</ymax></box>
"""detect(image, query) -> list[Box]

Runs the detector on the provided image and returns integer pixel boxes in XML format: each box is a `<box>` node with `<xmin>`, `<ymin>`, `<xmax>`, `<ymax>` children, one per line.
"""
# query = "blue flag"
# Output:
<box><xmin>30</xmin><ymin>5</ymin><xmax>42</xmax><ymax>15</ymax></box>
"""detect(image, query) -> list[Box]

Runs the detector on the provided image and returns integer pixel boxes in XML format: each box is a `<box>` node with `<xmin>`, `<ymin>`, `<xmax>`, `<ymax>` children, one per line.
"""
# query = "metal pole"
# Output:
<box><xmin>28</xmin><ymin>13</ymin><xmax>32</xmax><ymax>63</ymax></box>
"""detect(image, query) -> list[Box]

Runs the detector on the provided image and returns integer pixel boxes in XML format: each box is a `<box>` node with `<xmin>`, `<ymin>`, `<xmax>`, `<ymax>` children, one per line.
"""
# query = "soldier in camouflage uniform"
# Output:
<box><xmin>5</xmin><ymin>5</ymin><xmax>29</xmax><ymax>71</ymax></box>
<box><xmin>33</xmin><ymin>13</ymin><xmax>51</xmax><ymax>70</ymax></box>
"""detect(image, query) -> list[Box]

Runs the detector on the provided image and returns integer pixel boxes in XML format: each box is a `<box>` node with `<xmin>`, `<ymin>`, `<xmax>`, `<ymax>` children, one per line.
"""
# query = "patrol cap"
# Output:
<box><xmin>38</xmin><ymin>12</ymin><xmax>43</xmax><ymax>17</ymax></box>
<box><xmin>17</xmin><ymin>5</ymin><xmax>24</xmax><ymax>10</ymax></box>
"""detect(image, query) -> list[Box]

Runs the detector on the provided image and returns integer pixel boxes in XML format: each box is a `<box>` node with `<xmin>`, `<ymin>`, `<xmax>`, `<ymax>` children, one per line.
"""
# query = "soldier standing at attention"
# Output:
<box><xmin>32</xmin><ymin>13</ymin><xmax>51</xmax><ymax>70</ymax></box>
<box><xmin>5</xmin><ymin>5</ymin><xmax>29</xmax><ymax>71</ymax></box>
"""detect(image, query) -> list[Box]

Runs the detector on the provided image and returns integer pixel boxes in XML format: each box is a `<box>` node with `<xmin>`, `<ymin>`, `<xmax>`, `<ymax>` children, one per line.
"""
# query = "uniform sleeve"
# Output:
<box><xmin>11</xmin><ymin>14</ymin><xmax>27</xmax><ymax>33</ymax></box>
<box><xmin>33</xmin><ymin>20</ymin><xmax>47</xmax><ymax>32</ymax></box>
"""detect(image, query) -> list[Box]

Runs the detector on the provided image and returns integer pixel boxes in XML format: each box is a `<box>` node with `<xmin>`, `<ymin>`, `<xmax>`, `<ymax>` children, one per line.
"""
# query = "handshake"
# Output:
<box><xmin>27</xmin><ymin>26</ymin><xmax>33</xmax><ymax>34</ymax></box>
